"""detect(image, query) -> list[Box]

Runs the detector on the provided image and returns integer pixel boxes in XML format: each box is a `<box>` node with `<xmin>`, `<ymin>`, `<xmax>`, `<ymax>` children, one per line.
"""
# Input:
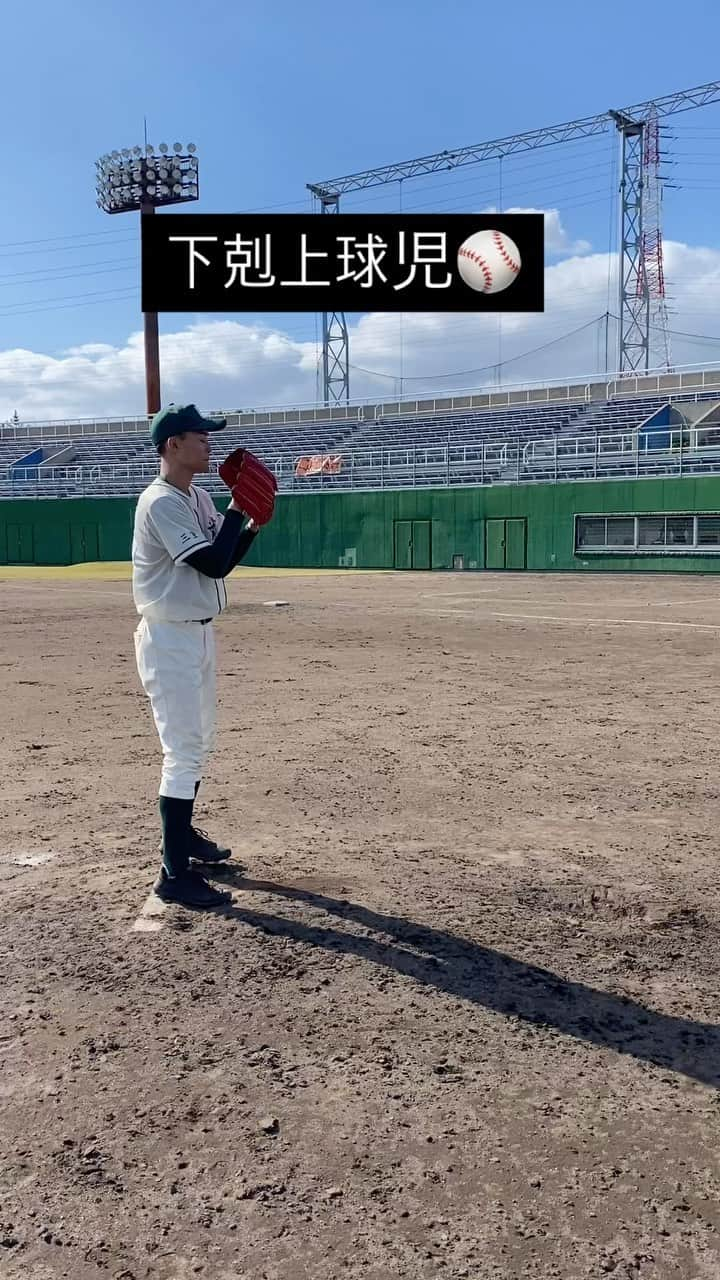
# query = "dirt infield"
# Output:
<box><xmin>2</xmin><ymin>568</ymin><xmax>720</xmax><ymax>1280</ymax></box>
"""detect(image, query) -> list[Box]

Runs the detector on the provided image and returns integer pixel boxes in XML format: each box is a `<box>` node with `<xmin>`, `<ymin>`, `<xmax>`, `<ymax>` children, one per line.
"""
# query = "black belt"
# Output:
<box><xmin>143</xmin><ymin>617</ymin><xmax>214</xmax><ymax>625</ymax></box>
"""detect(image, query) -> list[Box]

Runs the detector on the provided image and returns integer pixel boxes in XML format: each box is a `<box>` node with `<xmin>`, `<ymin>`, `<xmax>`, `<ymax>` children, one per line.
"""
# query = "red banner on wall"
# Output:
<box><xmin>295</xmin><ymin>454</ymin><xmax>343</xmax><ymax>477</ymax></box>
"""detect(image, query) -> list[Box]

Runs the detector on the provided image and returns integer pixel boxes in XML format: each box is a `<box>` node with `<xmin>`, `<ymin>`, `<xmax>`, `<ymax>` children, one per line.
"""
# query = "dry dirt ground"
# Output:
<box><xmin>2</xmin><ymin>568</ymin><xmax>720</xmax><ymax>1280</ymax></box>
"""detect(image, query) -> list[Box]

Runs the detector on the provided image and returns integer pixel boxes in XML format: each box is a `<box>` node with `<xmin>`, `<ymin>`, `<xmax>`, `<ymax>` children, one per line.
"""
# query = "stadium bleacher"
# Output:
<box><xmin>2</xmin><ymin>384</ymin><xmax>720</xmax><ymax>498</ymax></box>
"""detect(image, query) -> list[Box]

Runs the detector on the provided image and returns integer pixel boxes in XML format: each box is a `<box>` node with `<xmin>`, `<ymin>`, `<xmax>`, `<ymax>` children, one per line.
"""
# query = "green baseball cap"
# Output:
<box><xmin>150</xmin><ymin>402</ymin><xmax>227</xmax><ymax>447</ymax></box>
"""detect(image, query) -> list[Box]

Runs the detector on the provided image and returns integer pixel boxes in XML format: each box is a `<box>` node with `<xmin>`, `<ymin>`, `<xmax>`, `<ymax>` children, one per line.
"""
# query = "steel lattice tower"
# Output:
<box><xmin>640</xmin><ymin>107</ymin><xmax>672</xmax><ymax>371</ymax></box>
<box><xmin>611</xmin><ymin>111</ymin><xmax>649</xmax><ymax>373</ymax></box>
<box><xmin>317</xmin><ymin>193</ymin><xmax>349</xmax><ymax>404</ymax></box>
<box><xmin>309</xmin><ymin>80</ymin><xmax>720</xmax><ymax>403</ymax></box>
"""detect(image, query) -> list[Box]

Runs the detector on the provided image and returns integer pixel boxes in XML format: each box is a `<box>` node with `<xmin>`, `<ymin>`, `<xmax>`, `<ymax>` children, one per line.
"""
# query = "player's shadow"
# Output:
<box><xmin>219</xmin><ymin>875</ymin><xmax>720</xmax><ymax>1090</ymax></box>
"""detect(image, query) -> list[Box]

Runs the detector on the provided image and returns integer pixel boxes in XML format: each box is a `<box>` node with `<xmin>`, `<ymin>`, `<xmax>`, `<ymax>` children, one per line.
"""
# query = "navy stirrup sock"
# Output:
<box><xmin>159</xmin><ymin>795</ymin><xmax>194</xmax><ymax>877</ymax></box>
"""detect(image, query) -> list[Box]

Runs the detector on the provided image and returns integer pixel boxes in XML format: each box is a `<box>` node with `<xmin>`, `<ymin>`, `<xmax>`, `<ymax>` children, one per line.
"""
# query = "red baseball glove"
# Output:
<box><xmin>218</xmin><ymin>448</ymin><xmax>277</xmax><ymax>527</ymax></box>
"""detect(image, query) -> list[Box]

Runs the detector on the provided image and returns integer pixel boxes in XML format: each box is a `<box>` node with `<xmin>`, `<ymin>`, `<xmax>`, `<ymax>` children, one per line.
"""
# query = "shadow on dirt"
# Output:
<box><xmin>217</xmin><ymin>873</ymin><xmax>720</xmax><ymax>1089</ymax></box>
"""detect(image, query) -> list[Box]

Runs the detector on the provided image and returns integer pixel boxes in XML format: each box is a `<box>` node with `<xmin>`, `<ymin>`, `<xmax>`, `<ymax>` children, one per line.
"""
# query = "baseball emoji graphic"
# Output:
<box><xmin>457</xmin><ymin>229</ymin><xmax>521</xmax><ymax>294</ymax></box>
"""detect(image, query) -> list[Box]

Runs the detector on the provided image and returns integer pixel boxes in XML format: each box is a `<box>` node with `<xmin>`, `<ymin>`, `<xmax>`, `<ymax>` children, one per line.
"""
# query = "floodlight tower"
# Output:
<box><xmin>95</xmin><ymin>141</ymin><xmax>199</xmax><ymax>415</ymax></box>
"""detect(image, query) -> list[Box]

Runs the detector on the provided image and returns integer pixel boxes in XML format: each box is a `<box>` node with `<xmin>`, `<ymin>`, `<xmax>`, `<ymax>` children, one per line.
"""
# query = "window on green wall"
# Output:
<box><xmin>697</xmin><ymin>515</ymin><xmax>720</xmax><ymax>546</ymax></box>
<box><xmin>667</xmin><ymin>516</ymin><xmax>694</xmax><ymax>545</ymax></box>
<box><xmin>638</xmin><ymin>517</ymin><xmax>666</xmax><ymax>547</ymax></box>
<box><xmin>575</xmin><ymin>513</ymin><xmax>720</xmax><ymax>554</ymax></box>
<box><xmin>607</xmin><ymin>517</ymin><xmax>635</xmax><ymax>547</ymax></box>
<box><xmin>577</xmin><ymin>518</ymin><xmax>605</xmax><ymax>548</ymax></box>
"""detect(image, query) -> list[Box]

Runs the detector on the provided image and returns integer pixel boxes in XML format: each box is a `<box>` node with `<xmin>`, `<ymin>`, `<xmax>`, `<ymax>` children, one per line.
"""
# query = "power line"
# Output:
<box><xmin>606</xmin><ymin>311</ymin><xmax>720</xmax><ymax>344</ymax></box>
<box><xmin>349</xmin><ymin>315</ymin><xmax>604</xmax><ymax>382</ymax></box>
<box><xmin>0</xmin><ymin>135</ymin><xmax>614</xmax><ymax>255</ymax></box>
<box><xmin>0</xmin><ymin>287</ymin><xmax>138</xmax><ymax>317</ymax></box>
<box><xmin>0</xmin><ymin>235</ymin><xmax>137</xmax><ymax>260</ymax></box>
<box><xmin>0</xmin><ymin>198</ymin><xmax>314</xmax><ymax>257</ymax></box>
<box><xmin>341</xmin><ymin>142</ymin><xmax>609</xmax><ymax>208</ymax></box>
<box><xmin>0</xmin><ymin>228</ymin><xmax>140</xmax><ymax>249</ymax></box>
<box><xmin>344</xmin><ymin>161</ymin><xmax>613</xmax><ymax>216</ymax></box>
<box><xmin>0</xmin><ymin>173</ymin><xmax>611</xmax><ymax>296</ymax></box>
<box><xmin>0</xmin><ymin>257</ymin><xmax>137</xmax><ymax>285</ymax></box>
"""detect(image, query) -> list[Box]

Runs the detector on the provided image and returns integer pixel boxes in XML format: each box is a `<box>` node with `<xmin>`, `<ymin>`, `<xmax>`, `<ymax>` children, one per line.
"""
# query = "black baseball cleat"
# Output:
<box><xmin>189</xmin><ymin>825</ymin><xmax>232</xmax><ymax>865</ymax></box>
<box><xmin>157</xmin><ymin>827</ymin><xmax>232</xmax><ymax>866</ymax></box>
<box><xmin>153</xmin><ymin>866</ymin><xmax>232</xmax><ymax>909</ymax></box>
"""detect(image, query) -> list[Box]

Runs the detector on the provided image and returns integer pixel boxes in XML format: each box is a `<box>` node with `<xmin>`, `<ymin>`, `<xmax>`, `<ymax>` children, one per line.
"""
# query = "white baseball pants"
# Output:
<box><xmin>134</xmin><ymin>618</ymin><xmax>217</xmax><ymax>800</ymax></box>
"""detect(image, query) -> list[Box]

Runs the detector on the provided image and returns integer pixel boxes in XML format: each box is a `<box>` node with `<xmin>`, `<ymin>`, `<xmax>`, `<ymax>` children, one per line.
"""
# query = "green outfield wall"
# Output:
<box><xmin>3</xmin><ymin>475</ymin><xmax>720</xmax><ymax>572</ymax></box>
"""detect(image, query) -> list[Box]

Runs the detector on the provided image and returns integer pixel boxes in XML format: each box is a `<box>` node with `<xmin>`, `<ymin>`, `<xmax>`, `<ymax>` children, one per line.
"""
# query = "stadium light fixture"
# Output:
<box><xmin>95</xmin><ymin>141</ymin><xmax>200</xmax><ymax>414</ymax></box>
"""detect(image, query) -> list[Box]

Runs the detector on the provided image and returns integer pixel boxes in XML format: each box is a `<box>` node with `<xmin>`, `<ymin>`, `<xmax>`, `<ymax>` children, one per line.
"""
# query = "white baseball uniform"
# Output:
<box><xmin>132</xmin><ymin>477</ymin><xmax>226</xmax><ymax>801</ymax></box>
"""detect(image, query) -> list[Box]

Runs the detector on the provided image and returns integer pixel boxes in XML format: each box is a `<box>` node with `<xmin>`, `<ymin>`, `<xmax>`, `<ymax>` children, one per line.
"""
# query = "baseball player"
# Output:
<box><xmin>131</xmin><ymin>402</ymin><xmax>277</xmax><ymax>909</ymax></box>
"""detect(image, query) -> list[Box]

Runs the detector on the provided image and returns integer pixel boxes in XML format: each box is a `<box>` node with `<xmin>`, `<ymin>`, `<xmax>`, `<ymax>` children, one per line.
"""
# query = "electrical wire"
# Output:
<box><xmin>0</xmin><ymin>140</ymin><xmax>607</xmax><ymax>257</ymax></box>
<box><xmin>0</xmin><ymin>257</ymin><xmax>137</xmax><ymax>285</ymax></box>
<box><xmin>0</xmin><ymin>288</ymin><xmax>138</xmax><ymax>317</ymax></box>
<box><xmin>339</xmin><ymin>139</ymin><xmax>613</xmax><ymax>210</ymax></box>
<box><xmin>351</xmin><ymin>163</ymin><xmax>614</xmax><ymax>218</ymax></box>
<box><xmin>606</xmin><ymin>311</ymin><xmax>720</xmax><ymax>343</ymax></box>
<box><xmin>0</xmin><ymin>235</ymin><xmax>137</xmax><ymax>260</ymax></box>
<box><xmin>0</xmin><ymin>118</ymin><xmax>718</xmax><ymax>368</ymax></box>
<box><xmin>349</xmin><ymin>314</ymin><xmax>604</xmax><ymax>382</ymax></box>
<box><xmin>0</xmin><ymin>228</ymin><xmax>141</xmax><ymax>249</ymax></box>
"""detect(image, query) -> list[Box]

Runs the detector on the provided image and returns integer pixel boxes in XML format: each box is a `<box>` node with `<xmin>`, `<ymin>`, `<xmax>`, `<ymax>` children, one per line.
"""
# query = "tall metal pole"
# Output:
<box><xmin>612</xmin><ymin>112</ymin><xmax>649</xmax><ymax>373</ymax></box>
<box><xmin>141</xmin><ymin>202</ymin><xmax>161</xmax><ymax>415</ymax></box>
<box><xmin>317</xmin><ymin>194</ymin><xmax>349</xmax><ymax>406</ymax></box>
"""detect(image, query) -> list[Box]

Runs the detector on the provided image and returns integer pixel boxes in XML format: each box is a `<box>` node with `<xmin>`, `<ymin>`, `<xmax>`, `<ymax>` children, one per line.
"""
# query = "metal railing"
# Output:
<box><xmin>3</xmin><ymin>363</ymin><xmax>720</xmax><ymax>441</ymax></box>
<box><xmin>0</xmin><ymin>419</ymin><xmax>152</xmax><ymax>441</ymax></box>
<box><xmin>3</xmin><ymin>422</ymin><xmax>720</xmax><ymax>498</ymax></box>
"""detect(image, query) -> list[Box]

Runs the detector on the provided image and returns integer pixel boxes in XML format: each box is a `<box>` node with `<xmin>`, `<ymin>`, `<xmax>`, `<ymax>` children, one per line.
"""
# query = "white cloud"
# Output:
<box><xmin>61</xmin><ymin>343</ymin><xmax>117</xmax><ymax>359</ymax></box>
<box><xmin>2</xmin><ymin>232</ymin><xmax>720</xmax><ymax>424</ymax></box>
<box><xmin>523</xmin><ymin>209</ymin><xmax>592</xmax><ymax>257</ymax></box>
<box><xmin>481</xmin><ymin>207</ymin><xmax>592</xmax><ymax>256</ymax></box>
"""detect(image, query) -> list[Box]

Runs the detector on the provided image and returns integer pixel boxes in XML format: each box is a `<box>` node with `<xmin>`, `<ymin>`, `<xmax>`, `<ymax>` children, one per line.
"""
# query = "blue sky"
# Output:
<box><xmin>2</xmin><ymin>0</ymin><xmax>720</xmax><ymax>419</ymax></box>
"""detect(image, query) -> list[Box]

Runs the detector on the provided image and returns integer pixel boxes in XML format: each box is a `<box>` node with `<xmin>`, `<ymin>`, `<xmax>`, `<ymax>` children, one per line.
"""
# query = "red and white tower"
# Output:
<box><xmin>639</xmin><ymin>107</ymin><xmax>672</xmax><ymax>371</ymax></box>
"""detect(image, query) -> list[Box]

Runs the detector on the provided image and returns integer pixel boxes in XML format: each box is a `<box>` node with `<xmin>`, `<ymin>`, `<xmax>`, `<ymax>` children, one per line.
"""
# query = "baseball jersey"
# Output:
<box><xmin>132</xmin><ymin>477</ymin><xmax>228</xmax><ymax>622</ymax></box>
